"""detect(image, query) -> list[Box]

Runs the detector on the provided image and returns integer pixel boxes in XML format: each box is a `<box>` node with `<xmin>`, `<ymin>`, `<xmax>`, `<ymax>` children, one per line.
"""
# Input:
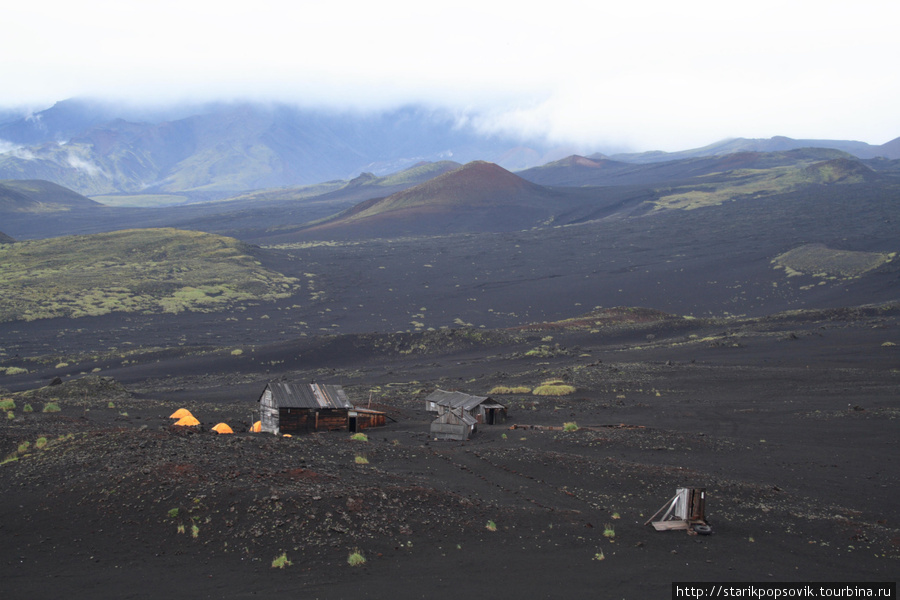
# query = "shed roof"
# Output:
<box><xmin>426</xmin><ymin>389</ymin><xmax>504</xmax><ymax>410</ymax></box>
<box><xmin>434</xmin><ymin>409</ymin><xmax>477</xmax><ymax>426</ymax></box>
<box><xmin>262</xmin><ymin>382</ymin><xmax>352</xmax><ymax>409</ymax></box>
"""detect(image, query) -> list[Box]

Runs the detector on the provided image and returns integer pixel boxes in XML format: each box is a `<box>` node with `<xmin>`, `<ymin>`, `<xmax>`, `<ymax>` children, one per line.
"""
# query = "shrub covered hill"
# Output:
<box><xmin>0</xmin><ymin>228</ymin><xmax>298</xmax><ymax>322</ymax></box>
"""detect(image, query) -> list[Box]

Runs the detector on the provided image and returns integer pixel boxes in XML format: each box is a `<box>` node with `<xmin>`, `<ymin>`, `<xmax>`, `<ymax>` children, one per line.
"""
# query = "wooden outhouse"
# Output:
<box><xmin>430</xmin><ymin>409</ymin><xmax>477</xmax><ymax>441</ymax></box>
<box><xmin>425</xmin><ymin>389</ymin><xmax>507</xmax><ymax>425</ymax></box>
<box><xmin>258</xmin><ymin>381</ymin><xmax>353</xmax><ymax>435</ymax></box>
<box><xmin>645</xmin><ymin>488</ymin><xmax>710</xmax><ymax>533</ymax></box>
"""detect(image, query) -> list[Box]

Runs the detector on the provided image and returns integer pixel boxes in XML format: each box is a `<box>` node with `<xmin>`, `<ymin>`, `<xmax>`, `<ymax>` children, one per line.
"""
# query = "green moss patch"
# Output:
<box><xmin>773</xmin><ymin>244</ymin><xmax>894</xmax><ymax>280</ymax></box>
<box><xmin>0</xmin><ymin>228</ymin><xmax>300</xmax><ymax>322</ymax></box>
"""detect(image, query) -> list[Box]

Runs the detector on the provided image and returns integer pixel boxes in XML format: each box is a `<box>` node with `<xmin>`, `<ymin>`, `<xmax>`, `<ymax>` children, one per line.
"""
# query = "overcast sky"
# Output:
<box><xmin>3</xmin><ymin>0</ymin><xmax>898</xmax><ymax>151</ymax></box>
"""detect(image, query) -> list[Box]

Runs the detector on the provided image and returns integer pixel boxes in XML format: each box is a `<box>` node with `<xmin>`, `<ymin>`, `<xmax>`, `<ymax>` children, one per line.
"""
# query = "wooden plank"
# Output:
<box><xmin>652</xmin><ymin>521</ymin><xmax>690</xmax><ymax>531</ymax></box>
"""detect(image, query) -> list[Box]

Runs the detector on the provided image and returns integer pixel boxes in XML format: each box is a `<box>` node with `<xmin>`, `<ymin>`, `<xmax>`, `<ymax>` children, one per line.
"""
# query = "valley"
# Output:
<box><xmin>1</xmin><ymin>141</ymin><xmax>898</xmax><ymax>599</ymax></box>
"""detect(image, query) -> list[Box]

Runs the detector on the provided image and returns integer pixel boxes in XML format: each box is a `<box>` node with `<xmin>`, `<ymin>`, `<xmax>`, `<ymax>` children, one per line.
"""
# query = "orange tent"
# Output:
<box><xmin>169</xmin><ymin>408</ymin><xmax>193</xmax><ymax>420</ymax></box>
<box><xmin>251</xmin><ymin>421</ymin><xmax>262</xmax><ymax>432</ymax></box>
<box><xmin>173</xmin><ymin>415</ymin><xmax>200</xmax><ymax>427</ymax></box>
<box><xmin>211</xmin><ymin>423</ymin><xmax>233</xmax><ymax>434</ymax></box>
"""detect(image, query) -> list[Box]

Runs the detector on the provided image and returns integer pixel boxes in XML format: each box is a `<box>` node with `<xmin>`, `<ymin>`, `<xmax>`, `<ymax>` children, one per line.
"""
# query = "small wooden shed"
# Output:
<box><xmin>425</xmin><ymin>389</ymin><xmax>507</xmax><ymax>425</ymax></box>
<box><xmin>258</xmin><ymin>381</ymin><xmax>353</xmax><ymax>435</ymax></box>
<box><xmin>430</xmin><ymin>409</ymin><xmax>477</xmax><ymax>441</ymax></box>
<box><xmin>349</xmin><ymin>407</ymin><xmax>387</xmax><ymax>432</ymax></box>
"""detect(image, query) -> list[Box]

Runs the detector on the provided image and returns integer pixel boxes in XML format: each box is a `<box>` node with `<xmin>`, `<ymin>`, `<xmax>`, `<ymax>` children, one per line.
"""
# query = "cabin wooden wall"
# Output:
<box><xmin>431</xmin><ymin>423</ymin><xmax>469</xmax><ymax>441</ymax></box>
<box><xmin>316</xmin><ymin>409</ymin><xmax>349</xmax><ymax>431</ymax></box>
<box><xmin>278</xmin><ymin>408</ymin><xmax>314</xmax><ymax>434</ymax></box>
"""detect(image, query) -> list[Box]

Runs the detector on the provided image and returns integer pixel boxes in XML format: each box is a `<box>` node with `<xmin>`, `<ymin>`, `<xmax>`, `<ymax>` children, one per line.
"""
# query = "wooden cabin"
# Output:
<box><xmin>425</xmin><ymin>389</ymin><xmax>507</xmax><ymax>425</ymax></box>
<box><xmin>430</xmin><ymin>408</ymin><xmax>477</xmax><ymax>441</ymax></box>
<box><xmin>258</xmin><ymin>381</ymin><xmax>354</xmax><ymax>435</ymax></box>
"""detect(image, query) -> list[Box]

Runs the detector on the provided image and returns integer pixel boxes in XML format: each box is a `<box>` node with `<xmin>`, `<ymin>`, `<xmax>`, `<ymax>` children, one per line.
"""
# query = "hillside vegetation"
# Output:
<box><xmin>651</xmin><ymin>158</ymin><xmax>878</xmax><ymax>211</ymax></box>
<box><xmin>0</xmin><ymin>228</ymin><xmax>299</xmax><ymax>322</ymax></box>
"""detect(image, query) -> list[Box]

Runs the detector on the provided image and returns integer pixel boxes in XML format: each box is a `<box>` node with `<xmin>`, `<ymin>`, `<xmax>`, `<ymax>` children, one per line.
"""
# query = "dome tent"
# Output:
<box><xmin>169</xmin><ymin>408</ymin><xmax>193</xmax><ymax>420</ymax></box>
<box><xmin>173</xmin><ymin>415</ymin><xmax>200</xmax><ymax>427</ymax></box>
<box><xmin>211</xmin><ymin>423</ymin><xmax>233</xmax><ymax>434</ymax></box>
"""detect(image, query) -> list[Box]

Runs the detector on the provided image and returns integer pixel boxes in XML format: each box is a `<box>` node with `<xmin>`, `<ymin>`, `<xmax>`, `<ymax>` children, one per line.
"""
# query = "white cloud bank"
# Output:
<box><xmin>2</xmin><ymin>0</ymin><xmax>898</xmax><ymax>151</ymax></box>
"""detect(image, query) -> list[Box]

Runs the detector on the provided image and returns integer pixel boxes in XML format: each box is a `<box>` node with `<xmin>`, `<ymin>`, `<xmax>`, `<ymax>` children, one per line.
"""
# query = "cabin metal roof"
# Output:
<box><xmin>262</xmin><ymin>382</ymin><xmax>352</xmax><ymax>409</ymax></box>
<box><xmin>441</xmin><ymin>410</ymin><xmax>477</xmax><ymax>426</ymax></box>
<box><xmin>425</xmin><ymin>389</ymin><xmax>504</xmax><ymax>410</ymax></box>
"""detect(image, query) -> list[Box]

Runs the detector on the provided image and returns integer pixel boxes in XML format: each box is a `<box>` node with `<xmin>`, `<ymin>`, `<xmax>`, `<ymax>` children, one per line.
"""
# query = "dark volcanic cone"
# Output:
<box><xmin>299</xmin><ymin>161</ymin><xmax>566</xmax><ymax>238</ymax></box>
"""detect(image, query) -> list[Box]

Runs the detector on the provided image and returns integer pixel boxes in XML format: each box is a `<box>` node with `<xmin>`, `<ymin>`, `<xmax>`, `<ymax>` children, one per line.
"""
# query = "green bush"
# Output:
<box><xmin>43</xmin><ymin>403</ymin><xmax>61</xmax><ymax>413</ymax></box>
<box><xmin>563</xmin><ymin>421</ymin><xmax>579</xmax><ymax>432</ymax></box>
<box><xmin>347</xmin><ymin>550</ymin><xmax>366</xmax><ymax>567</ymax></box>
<box><xmin>0</xmin><ymin>399</ymin><xmax>15</xmax><ymax>411</ymax></box>
<box><xmin>350</xmin><ymin>433</ymin><xmax>368</xmax><ymax>442</ymax></box>
<box><xmin>486</xmin><ymin>519</ymin><xmax>498</xmax><ymax>532</ymax></box>
<box><xmin>354</xmin><ymin>455</ymin><xmax>369</xmax><ymax>465</ymax></box>
<box><xmin>272</xmin><ymin>553</ymin><xmax>292</xmax><ymax>569</ymax></box>
<box><xmin>23</xmin><ymin>404</ymin><xmax>33</xmax><ymax>413</ymax></box>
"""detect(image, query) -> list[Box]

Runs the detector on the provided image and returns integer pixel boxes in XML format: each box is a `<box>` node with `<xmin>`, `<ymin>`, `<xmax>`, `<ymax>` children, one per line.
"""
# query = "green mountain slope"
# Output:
<box><xmin>0</xmin><ymin>179</ymin><xmax>102</xmax><ymax>213</ymax></box>
<box><xmin>651</xmin><ymin>157</ymin><xmax>879</xmax><ymax>211</ymax></box>
<box><xmin>0</xmin><ymin>228</ymin><xmax>299</xmax><ymax>322</ymax></box>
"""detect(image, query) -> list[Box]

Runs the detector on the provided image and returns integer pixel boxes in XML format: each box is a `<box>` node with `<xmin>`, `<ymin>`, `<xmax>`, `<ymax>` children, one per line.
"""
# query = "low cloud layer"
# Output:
<box><xmin>3</xmin><ymin>1</ymin><xmax>898</xmax><ymax>152</ymax></box>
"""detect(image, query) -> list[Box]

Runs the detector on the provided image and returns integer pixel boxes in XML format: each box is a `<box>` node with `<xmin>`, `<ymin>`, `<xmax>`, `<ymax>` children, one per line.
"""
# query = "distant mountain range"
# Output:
<box><xmin>0</xmin><ymin>98</ymin><xmax>897</xmax><ymax>198</ymax></box>
<box><xmin>0</xmin><ymin>99</ymin><xmax>569</xmax><ymax>197</ymax></box>
<box><xmin>604</xmin><ymin>135</ymin><xmax>900</xmax><ymax>163</ymax></box>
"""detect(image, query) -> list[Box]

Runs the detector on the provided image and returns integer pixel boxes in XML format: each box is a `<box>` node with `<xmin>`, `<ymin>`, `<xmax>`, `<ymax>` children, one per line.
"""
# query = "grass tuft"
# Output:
<box><xmin>347</xmin><ymin>549</ymin><xmax>366</xmax><ymax>567</ymax></box>
<box><xmin>354</xmin><ymin>455</ymin><xmax>369</xmax><ymax>465</ymax></box>
<box><xmin>272</xmin><ymin>553</ymin><xmax>292</xmax><ymax>569</ymax></box>
<box><xmin>563</xmin><ymin>421</ymin><xmax>579</xmax><ymax>432</ymax></box>
<box><xmin>532</xmin><ymin>383</ymin><xmax>576</xmax><ymax>396</ymax></box>
<box><xmin>486</xmin><ymin>519</ymin><xmax>498</xmax><ymax>532</ymax></box>
<box><xmin>43</xmin><ymin>402</ymin><xmax>61</xmax><ymax>413</ymax></box>
<box><xmin>350</xmin><ymin>433</ymin><xmax>368</xmax><ymax>442</ymax></box>
<box><xmin>488</xmin><ymin>386</ymin><xmax>532</xmax><ymax>395</ymax></box>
